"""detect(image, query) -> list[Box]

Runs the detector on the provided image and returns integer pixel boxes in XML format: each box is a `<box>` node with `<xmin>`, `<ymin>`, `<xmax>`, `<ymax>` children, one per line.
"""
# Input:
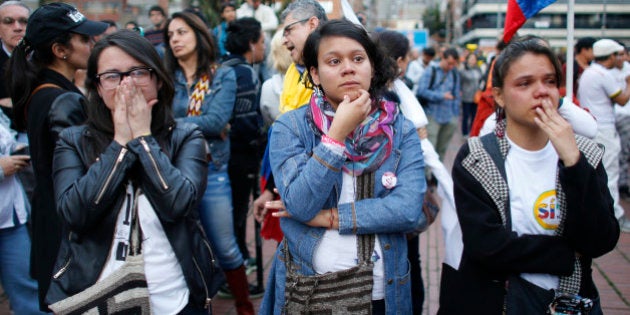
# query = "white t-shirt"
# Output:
<box><xmin>260</xmin><ymin>73</ymin><xmax>283</xmax><ymax>125</ymax></box>
<box><xmin>312</xmin><ymin>145</ymin><xmax>385</xmax><ymax>300</ymax></box>
<box><xmin>613</xmin><ymin>62</ymin><xmax>630</xmax><ymax>117</ymax></box>
<box><xmin>479</xmin><ymin>98</ymin><xmax>597</xmax><ymax>139</ymax></box>
<box><xmin>99</xmin><ymin>185</ymin><xmax>189</xmax><ymax>314</ymax></box>
<box><xmin>405</xmin><ymin>59</ymin><xmax>426</xmax><ymax>94</ymax></box>
<box><xmin>393</xmin><ymin>78</ymin><xmax>428</xmax><ymax>129</ymax></box>
<box><xmin>578</xmin><ymin>63</ymin><xmax>623</xmax><ymax>128</ymax></box>
<box><xmin>505</xmin><ymin>137</ymin><xmax>560</xmax><ymax>290</ymax></box>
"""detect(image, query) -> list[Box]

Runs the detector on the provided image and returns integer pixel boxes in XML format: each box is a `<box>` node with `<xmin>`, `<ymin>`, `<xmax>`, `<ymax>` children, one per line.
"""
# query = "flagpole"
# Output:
<box><xmin>566</xmin><ymin>0</ymin><xmax>575</xmax><ymax>102</ymax></box>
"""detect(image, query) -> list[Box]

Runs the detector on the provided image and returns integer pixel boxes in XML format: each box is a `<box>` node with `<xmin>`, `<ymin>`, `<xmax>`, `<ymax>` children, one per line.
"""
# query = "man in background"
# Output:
<box><xmin>406</xmin><ymin>46</ymin><xmax>436</xmax><ymax>94</ymax></box>
<box><xmin>144</xmin><ymin>5</ymin><xmax>166</xmax><ymax>49</ymax></box>
<box><xmin>0</xmin><ymin>0</ymin><xmax>29</xmax><ymax>123</ymax></box>
<box><xmin>613</xmin><ymin>46</ymin><xmax>630</xmax><ymax>201</ymax></box>
<box><xmin>416</xmin><ymin>48</ymin><xmax>461</xmax><ymax>161</ymax></box>
<box><xmin>0</xmin><ymin>2</ymin><xmax>47</xmax><ymax>313</ymax></box>
<box><xmin>563</xmin><ymin>37</ymin><xmax>596</xmax><ymax>98</ymax></box>
<box><xmin>578</xmin><ymin>39</ymin><xmax>630</xmax><ymax>233</ymax></box>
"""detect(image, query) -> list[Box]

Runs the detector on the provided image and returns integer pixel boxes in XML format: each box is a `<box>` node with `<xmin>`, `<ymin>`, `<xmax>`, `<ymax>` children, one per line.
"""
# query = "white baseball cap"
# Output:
<box><xmin>593</xmin><ymin>39</ymin><xmax>624</xmax><ymax>58</ymax></box>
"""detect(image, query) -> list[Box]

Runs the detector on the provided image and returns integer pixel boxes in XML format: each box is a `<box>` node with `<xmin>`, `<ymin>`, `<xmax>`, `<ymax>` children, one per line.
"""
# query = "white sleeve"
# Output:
<box><xmin>558</xmin><ymin>97</ymin><xmax>597</xmax><ymax>139</ymax></box>
<box><xmin>393</xmin><ymin>79</ymin><xmax>428</xmax><ymax>128</ymax></box>
<box><xmin>259</xmin><ymin>6</ymin><xmax>279</xmax><ymax>32</ymax></box>
<box><xmin>419</xmin><ymin>138</ymin><xmax>461</xmax><ymax>269</ymax></box>
<box><xmin>479</xmin><ymin>112</ymin><xmax>496</xmax><ymax>136</ymax></box>
<box><xmin>260</xmin><ymin>75</ymin><xmax>282</xmax><ymax>125</ymax></box>
<box><xmin>615</xmin><ymin>104</ymin><xmax>630</xmax><ymax>117</ymax></box>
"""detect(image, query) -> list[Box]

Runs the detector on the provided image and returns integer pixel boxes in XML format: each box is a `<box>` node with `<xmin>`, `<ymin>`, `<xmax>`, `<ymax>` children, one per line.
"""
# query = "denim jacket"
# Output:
<box><xmin>172</xmin><ymin>66</ymin><xmax>236</xmax><ymax>167</ymax></box>
<box><xmin>416</xmin><ymin>65</ymin><xmax>461</xmax><ymax>124</ymax></box>
<box><xmin>260</xmin><ymin>106</ymin><xmax>426</xmax><ymax>314</ymax></box>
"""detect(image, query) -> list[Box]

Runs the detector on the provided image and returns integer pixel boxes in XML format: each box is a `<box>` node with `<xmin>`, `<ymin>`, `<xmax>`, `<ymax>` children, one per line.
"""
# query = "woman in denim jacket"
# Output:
<box><xmin>260</xmin><ymin>20</ymin><xmax>426</xmax><ymax>314</ymax></box>
<box><xmin>164</xmin><ymin>12</ymin><xmax>255</xmax><ymax>314</ymax></box>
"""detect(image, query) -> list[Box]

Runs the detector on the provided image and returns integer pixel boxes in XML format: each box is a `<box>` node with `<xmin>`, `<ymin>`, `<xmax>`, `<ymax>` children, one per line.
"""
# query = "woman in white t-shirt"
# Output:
<box><xmin>441</xmin><ymin>36</ymin><xmax>620</xmax><ymax>315</ymax></box>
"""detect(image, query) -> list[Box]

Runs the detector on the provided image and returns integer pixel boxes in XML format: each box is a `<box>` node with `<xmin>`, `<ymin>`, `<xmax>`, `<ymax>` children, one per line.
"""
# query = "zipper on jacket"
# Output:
<box><xmin>197</xmin><ymin>222</ymin><xmax>219</xmax><ymax>270</ymax></box>
<box><xmin>52</xmin><ymin>256</ymin><xmax>72</xmax><ymax>279</ymax></box>
<box><xmin>95</xmin><ymin>147</ymin><xmax>128</xmax><ymax>205</ymax></box>
<box><xmin>192</xmin><ymin>256</ymin><xmax>211</xmax><ymax>309</ymax></box>
<box><xmin>140</xmin><ymin>137</ymin><xmax>168</xmax><ymax>190</ymax></box>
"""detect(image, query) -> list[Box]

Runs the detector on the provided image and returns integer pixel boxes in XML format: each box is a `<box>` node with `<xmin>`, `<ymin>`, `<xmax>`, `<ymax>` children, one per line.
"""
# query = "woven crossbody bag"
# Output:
<box><xmin>283</xmin><ymin>172</ymin><xmax>376</xmax><ymax>315</ymax></box>
<box><xmin>49</xmin><ymin>188</ymin><xmax>151</xmax><ymax>315</ymax></box>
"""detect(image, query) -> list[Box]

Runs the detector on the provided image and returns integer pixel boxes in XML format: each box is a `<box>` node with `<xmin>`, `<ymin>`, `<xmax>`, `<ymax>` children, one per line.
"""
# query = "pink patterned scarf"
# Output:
<box><xmin>307</xmin><ymin>91</ymin><xmax>398</xmax><ymax>175</ymax></box>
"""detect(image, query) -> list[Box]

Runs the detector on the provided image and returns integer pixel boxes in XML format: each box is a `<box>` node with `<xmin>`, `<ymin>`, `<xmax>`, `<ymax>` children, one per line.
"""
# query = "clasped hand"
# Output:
<box><xmin>113</xmin><ymin>77</ymin><xmax>157</xmax><ymax>146</ymax></box>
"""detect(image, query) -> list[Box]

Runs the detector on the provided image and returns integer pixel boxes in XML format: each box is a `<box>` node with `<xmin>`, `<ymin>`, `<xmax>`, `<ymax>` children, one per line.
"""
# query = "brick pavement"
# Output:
<box><xmin>211</xmin><ymin>132</ymin><xmax>630</xmax><ymax>314</ymax></box>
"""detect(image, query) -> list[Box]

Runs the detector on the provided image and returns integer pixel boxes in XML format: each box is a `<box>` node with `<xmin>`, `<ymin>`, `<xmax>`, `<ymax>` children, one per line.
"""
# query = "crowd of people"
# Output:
<box><xmin>0</xmin><ymin>0</ymin><xmax>627</xmax><ymax>314</ymax></box>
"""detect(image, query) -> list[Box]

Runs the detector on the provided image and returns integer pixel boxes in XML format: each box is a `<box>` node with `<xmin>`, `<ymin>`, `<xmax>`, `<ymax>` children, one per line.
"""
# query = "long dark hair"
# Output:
<box><xmin>302</xmin><ymin>19</ymin><xmax>397</xmax><ymax>98</ymax></box>
<box><xmin>84</xmin><ymin>30</ymin><xmax>175</xmax><ymax>161</ymax></box>
<box><xmin>163</xmin><ymin>11</ymin><xmax>218</xmax><ymax>81</ymax></box>
<box><xmin>7</xmin><ymin>32</ymin><xmax>73</xmax><ymax>131</ymax></box>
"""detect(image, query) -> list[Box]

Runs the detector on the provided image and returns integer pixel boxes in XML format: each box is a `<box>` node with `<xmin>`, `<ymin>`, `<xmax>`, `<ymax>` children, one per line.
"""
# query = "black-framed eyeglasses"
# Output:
<box><xmin>1</xmin><ymin>17</ymin><xmax>28</xmax><ymax>26</ymax></box>
<box><xmin>283</xmin><ymin>18</ymin><xmax>310</xmax><ymax>37</ymax></box>
<box><xmin>95</xmin><ymin>67</ymin><xmax>154</xmax><ymax>90</ymax></box>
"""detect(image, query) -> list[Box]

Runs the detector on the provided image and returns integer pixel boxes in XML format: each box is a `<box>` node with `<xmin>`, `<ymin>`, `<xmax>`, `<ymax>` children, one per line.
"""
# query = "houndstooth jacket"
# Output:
<box><xmin>438</xmin><ymin>126</ymin><xmax>620</xmax><ymax>315</ymax></box>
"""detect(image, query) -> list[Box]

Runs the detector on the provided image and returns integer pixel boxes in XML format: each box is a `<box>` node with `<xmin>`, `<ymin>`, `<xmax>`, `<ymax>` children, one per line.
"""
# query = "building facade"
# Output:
<box><xmin>456</xmin><ymin>0</ymin><xmax>630</xmax><ymax>49</ymax></box>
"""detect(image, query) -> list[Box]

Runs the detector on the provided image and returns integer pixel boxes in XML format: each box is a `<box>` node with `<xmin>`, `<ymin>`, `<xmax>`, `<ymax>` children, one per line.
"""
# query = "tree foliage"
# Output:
<box><xmin>422</xmin><ymin>4</ymin><xmax>446</xmax><ymax>37</ymax></box>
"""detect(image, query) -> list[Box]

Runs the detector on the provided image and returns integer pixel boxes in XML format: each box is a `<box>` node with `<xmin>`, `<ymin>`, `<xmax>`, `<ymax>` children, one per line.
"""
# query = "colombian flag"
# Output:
<box><xmin>503</xmin><ymin>0</ymin><xmax>556</xmax><ymax>43</ymax></box>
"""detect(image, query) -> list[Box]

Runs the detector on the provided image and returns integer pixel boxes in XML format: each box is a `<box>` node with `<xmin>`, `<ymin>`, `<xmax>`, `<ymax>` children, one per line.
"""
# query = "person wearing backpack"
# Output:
<box><xmin>223</xmin><ymin>17</ymin><xmax>266</xmax><ymax>292</ymax></box>
<box><xmin>416</xmin><ymin>48</ymin><xmax>461</xmax><ymax>160</ymax></box>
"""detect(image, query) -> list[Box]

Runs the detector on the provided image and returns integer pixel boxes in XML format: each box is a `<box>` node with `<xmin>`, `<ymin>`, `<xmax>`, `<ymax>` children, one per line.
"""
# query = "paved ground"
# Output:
<box><xmin>211</xmin><ymin>132</ymin><xmax>630</xmax><ymax>314</ymax></box>
<box><xmin>1</xmin><ymin>132</ymin><xmax>628</xmax><ymax>314</ymax></box>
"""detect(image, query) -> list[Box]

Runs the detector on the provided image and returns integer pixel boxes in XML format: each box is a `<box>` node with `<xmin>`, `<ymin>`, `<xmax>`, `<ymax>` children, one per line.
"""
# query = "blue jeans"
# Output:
<box><xmin>0</xmin><ymin>224</ymin><xmax>44</xmax><ymax>314</ymax></box>
<box><xmin>198</xmin><ymin>163</ymin><xmax>244</xmax><ymax>270</ymax></box>
<box><xmin>461</xmin><ymin>101</ymin><xmax>477</xmax><ymax>136</ymax></box>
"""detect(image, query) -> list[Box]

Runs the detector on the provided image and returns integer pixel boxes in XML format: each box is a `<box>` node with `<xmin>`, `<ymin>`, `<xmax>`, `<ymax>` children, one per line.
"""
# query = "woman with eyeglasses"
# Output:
<box><xmin>45</xmin><ymin>30</ymin><xmax>215</xmax><ymax>314</ymax></box>
<box><xmin>5</xmin><ymin>3</ymin><xmax>107</xmax><ymax>311</ymax></box>
<box><xmin>164</xmin><ymin>11</ymin><xmax>255</xmax><ymax>315</ymax></box>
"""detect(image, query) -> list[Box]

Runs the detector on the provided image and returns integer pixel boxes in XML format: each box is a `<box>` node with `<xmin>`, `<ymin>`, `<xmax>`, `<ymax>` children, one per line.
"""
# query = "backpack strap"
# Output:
<box><xmin>24</xmin><ymin>83</ymin><xmax>62</xmax><ymax>123</ymax></box>
<box><xmin>451</xmin><ymin>70</ymin><xmax>459</xmax><ymax>98</ymax></box>
<box><xmin>427</xmin><ymin>66</ymin><xmax>436</xmax><ymax>90</ymax></box>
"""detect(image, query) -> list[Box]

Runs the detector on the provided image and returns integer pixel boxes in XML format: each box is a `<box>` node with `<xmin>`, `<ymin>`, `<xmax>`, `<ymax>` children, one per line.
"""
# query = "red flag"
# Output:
<box><xmin>503</xmin><ymin>0</ymin><xmax>557</xmax><ymax>43</ymax></box>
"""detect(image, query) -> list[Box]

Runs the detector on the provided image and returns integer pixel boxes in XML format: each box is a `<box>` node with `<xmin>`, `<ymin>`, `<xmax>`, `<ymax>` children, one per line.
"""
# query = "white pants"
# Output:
<box><xmin>596</xmin><ymin>127</ymin><xmax>624</xmax><ymax>219</ymax></box>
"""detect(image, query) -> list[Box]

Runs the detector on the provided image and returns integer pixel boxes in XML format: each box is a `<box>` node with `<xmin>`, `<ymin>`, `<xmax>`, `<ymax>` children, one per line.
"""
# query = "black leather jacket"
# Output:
<box><xmin>45</xmin><ymin>122</ymin><xmax>219</xmax><ymax>310</ymax></box>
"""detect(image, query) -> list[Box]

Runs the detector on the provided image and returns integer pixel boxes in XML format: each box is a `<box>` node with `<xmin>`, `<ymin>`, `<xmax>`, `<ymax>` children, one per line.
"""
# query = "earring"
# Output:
<box><xmin>63</xmin><ymin>55</ymin><xmax>67</xmax><ymax>60</ymax></box>
<box><xmin>314</xmin><ymin>84</ymin><xmax>323</xmax><ymax>98</ymax></box>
